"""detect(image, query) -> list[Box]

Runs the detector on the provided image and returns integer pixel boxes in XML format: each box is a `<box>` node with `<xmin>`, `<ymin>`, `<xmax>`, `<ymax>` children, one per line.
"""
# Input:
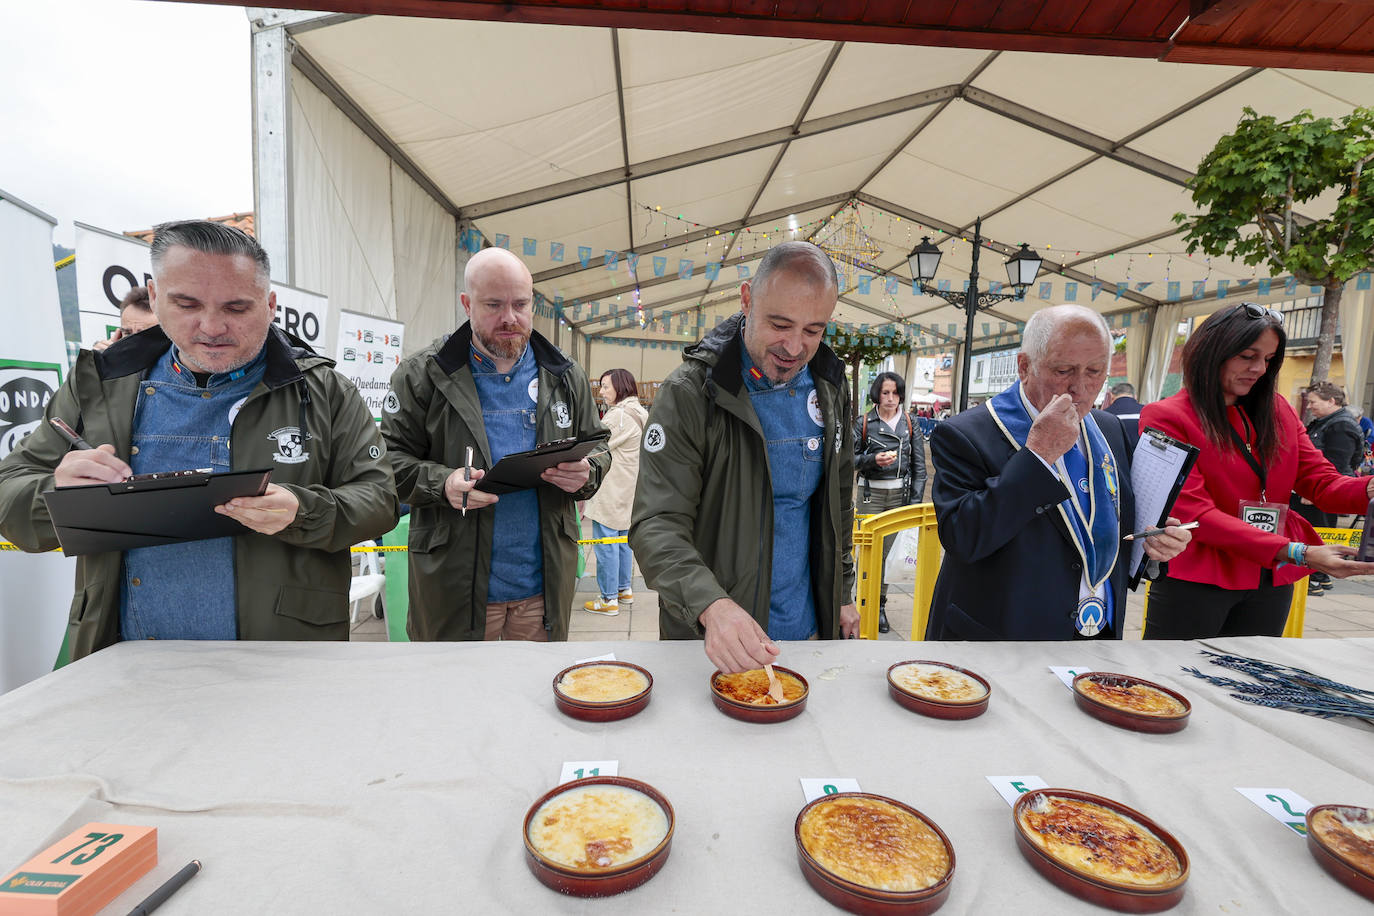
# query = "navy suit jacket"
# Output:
<box><xmin>925</xmin><ymin>405</ymin><xmax>1137</xmax><ymax>640</ymax></box>
<box><xmin>1105</xmin><ymin>395</ymin><xmax>1143</xmax><ymax>450</ymax></box>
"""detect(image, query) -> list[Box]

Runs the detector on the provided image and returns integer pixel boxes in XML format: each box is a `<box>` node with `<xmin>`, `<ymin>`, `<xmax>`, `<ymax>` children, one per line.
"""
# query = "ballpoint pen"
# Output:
<box><xmin>1122</xmin><ymin>520</ymin><xmax>1199</xmax><ymax>541</ymax></box>
<box><xmin>462</xmin><ymin>446</ymin><xmax>473</xmax><ymax>517</ymax></box>
<box><xmin>50</xmin><ymin>417</ymin><xmax>95</xmax><ymax>451</ymax></box>
<box><xmin>125</xmin><ymin>859</ymin><xmax>201</xmax><ymax>916</ymax></box>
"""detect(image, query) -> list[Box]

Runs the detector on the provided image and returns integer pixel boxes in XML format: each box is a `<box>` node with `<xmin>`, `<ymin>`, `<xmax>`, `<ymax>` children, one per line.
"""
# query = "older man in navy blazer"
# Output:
<box><xmin>925</xmin><ymin>305</ymin><xmax>1190</xmax><ymax>640</ymax></box>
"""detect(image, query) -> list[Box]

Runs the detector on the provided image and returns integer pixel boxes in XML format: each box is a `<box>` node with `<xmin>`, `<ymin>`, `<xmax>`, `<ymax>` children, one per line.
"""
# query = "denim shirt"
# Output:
<box><xmin>120</xmin><ymin>348</ymin><xmax>267</xmax><ymax>640</ymax></box>
<box><xmin>471</xmin><ymin>345</ymin><xmax>543</xmax><ymax>602</ymax></box>
<box><xmin>741</xmin><ymin>349</ymin><xmax>825</xmax><ymax>640</ymax></box>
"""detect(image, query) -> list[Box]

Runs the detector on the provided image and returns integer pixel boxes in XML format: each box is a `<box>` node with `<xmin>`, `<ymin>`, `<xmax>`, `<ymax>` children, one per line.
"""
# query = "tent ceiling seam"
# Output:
<box><xmin>528</xmin><ymin>191</ymin><xmax>853</xmax><ymax>284</ymax></box>
<box><xmin>291</xmin><ymin>45</ymin><xmax>462</xmax><ymax>218</ymax></box>
<box><xmin>944</xmin><ymin>67</ymin><xmax>1267</xmax><ymax>239</ymax></box>
<box><xmin>459</xmin><ymin>84</ymin><xmax>960</xmax><ymax>218</ymax></box>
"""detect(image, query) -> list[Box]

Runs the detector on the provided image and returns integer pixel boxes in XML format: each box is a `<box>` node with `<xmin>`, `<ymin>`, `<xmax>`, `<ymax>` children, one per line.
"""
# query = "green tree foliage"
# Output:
<box><xmin>826</xmin><ymin>329</ymin><xmax>915</xmax><ymax>418</ymax></box>
<box><xmin>1174</xmin><ymin>106</ymin><xmax>1374</xmax><ymax>383</ymax></box>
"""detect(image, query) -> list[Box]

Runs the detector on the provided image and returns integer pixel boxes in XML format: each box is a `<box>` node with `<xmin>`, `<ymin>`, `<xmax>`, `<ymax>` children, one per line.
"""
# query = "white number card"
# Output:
<box><xmin>800</xmin><ymin>778</ymin><xmax>862</xmax><ymax>802</ymax></box>
<box><xmin>987</xmin><ymin>775</ymin><xmax>1049</xmax><ymax>807</ymax></box>
<box><xmin>1235</xmin><ymin>787</ymin><xmax>1312</xmax><ymax>837</ymax></box>
<box><xmin>1049</xmin><ymin>666</ymin><xmax>1092</xmax><ymax>689</ymax></box>
<box><xmin>559</xmin><ymin>760</ymin><xmax>619</xmax><ymax>784</ymax></box>
<box><xmin>572</xmin><ymin>653</ymin><xmax>617</xmax><ymax>664</ymax></box>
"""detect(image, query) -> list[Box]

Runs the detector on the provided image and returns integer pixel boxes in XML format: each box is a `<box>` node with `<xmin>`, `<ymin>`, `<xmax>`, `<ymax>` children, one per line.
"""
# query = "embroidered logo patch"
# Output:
<box><xmin>552</xmin><ymin>400</ymin><xmax>572</xmax><ymax>428</ymax></box>
<box><xmin>368</xmin><ymin>444</ymin><xmax>382</xmax><ymax>459</ymax></box>
<box><xmin>268</xmin><ymin>427</ymin><xmax>310</xmax><ymax>464</ymax></box>
<box><xmin>527</xmin><ymin>378</ymin><xmax>539</xmax><ymax>403</ymax></box>
<box><xmin>383</xmin><ymin>391</ymin><xmax>401</xmax><ymax>414</ymax></box>
<box><xmin>807</xmin><ymin>389</ymin><xmax>823</xmax><ymax>426</ymax></box>
<box><xmin>644</xmin><ymin>422</ymin><xmax>666</xmax><ymax>453</ymax></box>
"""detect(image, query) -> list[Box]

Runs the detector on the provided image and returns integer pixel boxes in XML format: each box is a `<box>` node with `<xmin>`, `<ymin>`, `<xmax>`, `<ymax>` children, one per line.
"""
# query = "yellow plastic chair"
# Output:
<box><xmin>1139</xmin><ymin>576</ymin><xmax>1307</xmax><ymax>637</ymax></box>
<box><xmin>853</xmin><ymin>503</ymin><xmax>942</xmax><ymax>640</ymax></box>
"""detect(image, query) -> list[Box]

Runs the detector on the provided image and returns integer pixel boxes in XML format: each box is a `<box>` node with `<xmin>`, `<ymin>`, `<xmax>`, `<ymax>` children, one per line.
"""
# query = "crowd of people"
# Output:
<box><xmin>0</xmin><ymin>223</ymin><xmax>1367</xmax><ymax>673</ymax></box>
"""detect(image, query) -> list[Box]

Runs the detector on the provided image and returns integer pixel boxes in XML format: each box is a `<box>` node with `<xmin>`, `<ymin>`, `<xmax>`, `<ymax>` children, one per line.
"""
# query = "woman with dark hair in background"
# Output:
<box><xmin>1139</xmin><ymin>303</ymin><xmax>1374</xmax><ymax>639</ymax></box>
<box><xmin>853</xmin><ymin>370</ymin><xmax>926</xmax><ymax>633</ymax></box>
<box><xmin>582</xmin><ymin>368</ymin><xmax>648</xmax><ymax>616</ymax></box>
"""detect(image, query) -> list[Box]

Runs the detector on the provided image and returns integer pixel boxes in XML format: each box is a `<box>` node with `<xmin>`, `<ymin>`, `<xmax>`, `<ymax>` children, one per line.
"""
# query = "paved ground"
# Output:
<box><xmin>350</xmin><ymin>550</ymin><xmax>1374</xmax><ymax>642</ymax></box>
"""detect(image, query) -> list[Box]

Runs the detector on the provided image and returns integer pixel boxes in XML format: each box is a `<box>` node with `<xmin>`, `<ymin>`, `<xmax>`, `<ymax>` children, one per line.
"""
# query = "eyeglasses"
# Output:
<box><xmin>1239</xmin><ymin>302</ymin><xmax>1283</xmax><ymax>323</ymax></box>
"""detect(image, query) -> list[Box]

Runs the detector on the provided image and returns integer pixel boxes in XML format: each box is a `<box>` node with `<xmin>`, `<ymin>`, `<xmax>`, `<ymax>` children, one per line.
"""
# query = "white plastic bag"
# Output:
<box><xmin>884</xmin><ymin>527</ymin><xmax>920</xmax><ymax>584</ymax></box>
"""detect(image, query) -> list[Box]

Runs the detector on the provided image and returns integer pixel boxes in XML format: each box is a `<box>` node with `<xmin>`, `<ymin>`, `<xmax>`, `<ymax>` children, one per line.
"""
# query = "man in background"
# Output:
<box><xmin>92</xmin><ymin>286</ymin><xmax>158</xmax><ymax>351</ymax></box>
<box><xmin>1102</xmin><ymin>381</ymin><xmax>1143</xmax><ymax>448</ymax></box>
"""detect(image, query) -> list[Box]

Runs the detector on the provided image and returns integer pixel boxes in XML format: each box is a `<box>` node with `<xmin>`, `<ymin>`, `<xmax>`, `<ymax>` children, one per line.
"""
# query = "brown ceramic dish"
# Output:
<box><xmin>1306</xmin><ymin>804</ymin><xmax>1374</xmax><ymax>902</ymax></box>
<box><xmin>886</xmin><ymin>660</ymin><xmax>991</xmax><ymax>720</ymax></box>
<box><xmin>794</xmin><ymin>792</ymin><xmax>955</xmax><ymax>915</ymax></box>
<box><xmin>1072</xmin><ymin>672</ymin><xmax>1191</xmax><ymax>734</ymax></box>
<box><xmin>1012</xmin><ymin>789</ymin><xmax>1189</xmax><ymax>913</ymax></box>
<box><xmin>552</xmin><ymin>661</ymin><xmax>653</xmax><ymax>722</ymax></box>
<box><xmin>523</xmin><ymin>775</ymin><xmax>674</xmax><ymax>897</ymax></box>
<box><xmin>710</xmin><ymin>665</ymin><xmax>809</xmax><ymax>723</ymax></box>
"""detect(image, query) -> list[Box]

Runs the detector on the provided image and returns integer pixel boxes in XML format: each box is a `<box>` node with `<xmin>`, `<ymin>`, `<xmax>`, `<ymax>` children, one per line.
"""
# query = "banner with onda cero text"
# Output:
<box><xmin>0</xmin><ymin>190</ymin><xmax>76</xmax><ymax>696</ymax></box>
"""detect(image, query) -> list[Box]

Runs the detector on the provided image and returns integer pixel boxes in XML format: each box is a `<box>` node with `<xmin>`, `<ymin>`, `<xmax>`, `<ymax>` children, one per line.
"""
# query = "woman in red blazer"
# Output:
<box><xmin>1139</xmin><ymin>302</ymin><xmax>1374</xmax><ymax>638</ymax></box>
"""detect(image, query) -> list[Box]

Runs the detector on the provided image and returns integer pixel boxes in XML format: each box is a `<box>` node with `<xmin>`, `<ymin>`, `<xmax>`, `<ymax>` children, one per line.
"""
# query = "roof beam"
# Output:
<box><xmin>952</xmin><ymin>68</ymin><xmax>1264</xmax><ymax>235</ymax></box>
<box><xmin>610</xmin><ymin>29</ymin><xmax>635</xmax><ymax>256</ymax></box>
<box><xmin>854</xmin><ymin>51</ymin><xmax>1001</xmax><ymax>199</ymax></box>
<box><xmin>459</xmin><ymin>85</ymin><xmax>959</xmax><ymax>219</ymax></box>
<box><xmin>291</xmin><ymin>45</ymin><xmax>461</xmax><ymax>217</ymax></box>
<box><xmin>961</xmin><ymin>87</ymin><xmax>1194</xmax><ymax>188</ymax></box>
<box><xmin>529</xmin><ymin>191</ymin><xmax>853</xmax><ymax>284</ymax></box>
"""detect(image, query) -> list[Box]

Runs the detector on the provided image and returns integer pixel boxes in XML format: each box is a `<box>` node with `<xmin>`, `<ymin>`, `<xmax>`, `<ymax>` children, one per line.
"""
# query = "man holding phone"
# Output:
<box><xmin>382</xmin><ymin>247</ymin><xmax>609</xmax><ymax>642</ymax></box>
<box><xmin>91</xmin><ymin>286</ymin><xmax>159</xmax><ymax>352</ymax></box>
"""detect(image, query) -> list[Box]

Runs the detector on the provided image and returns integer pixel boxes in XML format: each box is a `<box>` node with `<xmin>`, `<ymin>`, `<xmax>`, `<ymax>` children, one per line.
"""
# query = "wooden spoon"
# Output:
<box><xmin>764</xmin><ymin>664</ymin><xmax>785</xmax><ymax>703</ymax></box>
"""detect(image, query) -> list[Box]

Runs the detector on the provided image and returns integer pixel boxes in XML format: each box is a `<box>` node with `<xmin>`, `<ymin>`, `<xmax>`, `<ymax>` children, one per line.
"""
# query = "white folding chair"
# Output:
<box><xmin>349</xmin><ymin>541</ymin><xmax>387</xmax><ymax>625</ymax></box>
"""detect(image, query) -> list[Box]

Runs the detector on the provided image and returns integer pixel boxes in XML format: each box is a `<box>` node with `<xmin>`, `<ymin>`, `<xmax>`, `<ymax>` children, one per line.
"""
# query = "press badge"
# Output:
<box><xmin>1238</xmin><ymin>499</ymin><xmax>1286</xmax><ymax>534</ymax></box>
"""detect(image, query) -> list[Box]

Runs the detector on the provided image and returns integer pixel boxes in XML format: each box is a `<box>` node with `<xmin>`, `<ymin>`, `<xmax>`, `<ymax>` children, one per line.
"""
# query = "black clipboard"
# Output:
<box><xmin>1127</xmin><ymin>427</ymin><xmax>1200</xmax><ymax>585</ymax></box>
<box><xmin>41</xmin><ymin>468</ymin><xmax>273</xmax><ymax>556</ymax></box>
<box><xmin>475</xmin><ymin>430</ymin><xmax>610</xmax><ymax>495</ymax></box>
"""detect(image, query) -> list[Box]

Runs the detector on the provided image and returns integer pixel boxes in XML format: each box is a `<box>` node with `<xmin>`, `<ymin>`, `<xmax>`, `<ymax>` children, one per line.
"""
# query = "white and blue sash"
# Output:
<box><xmin>986</xmin><ymin>382</ymin><xmax>1121</xmax><ymax>600</ymax></box>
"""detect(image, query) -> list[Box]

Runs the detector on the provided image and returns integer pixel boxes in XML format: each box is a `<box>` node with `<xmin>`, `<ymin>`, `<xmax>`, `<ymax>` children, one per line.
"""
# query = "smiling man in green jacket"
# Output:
<box><xmin>0</xmin><ymin>221</ymin><xmax>398</xmax><ymax>661</ymax></box>
<box><xmin>631</xmin><ymin>241</ymin><xmax>858</xmax><ymax>674</ymax></box>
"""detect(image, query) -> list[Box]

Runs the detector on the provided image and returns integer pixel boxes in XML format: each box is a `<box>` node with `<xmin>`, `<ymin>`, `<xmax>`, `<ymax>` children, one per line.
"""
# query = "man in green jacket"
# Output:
<box><xmin>631</xmin><ymin>241</ymin><xmax>858</xmax><ymax>673</ymax></box>
<box><xmin>381</xmin><ymin>247</ymin><xmax>608</xmax><ymax>641</ymax></box>
<box><xmin>0</xmin><ymin>220</ymin><xmax>398</xmax><ymax>662</ymax></box>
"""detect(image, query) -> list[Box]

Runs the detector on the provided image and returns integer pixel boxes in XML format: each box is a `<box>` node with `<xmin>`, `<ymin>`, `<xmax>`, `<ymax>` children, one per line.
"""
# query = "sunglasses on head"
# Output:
<box><xmin>1238</xmin><ymin>302</ymin><xmax>1283</xmax><ymax>322</ymax></box>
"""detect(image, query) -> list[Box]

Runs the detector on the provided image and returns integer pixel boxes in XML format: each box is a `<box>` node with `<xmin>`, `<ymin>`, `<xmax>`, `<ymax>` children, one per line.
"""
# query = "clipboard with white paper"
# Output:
<box><xmin>1128</xmin><ymin>427</ymin><xmax>1200</xmax><ymax>584</ymax></box>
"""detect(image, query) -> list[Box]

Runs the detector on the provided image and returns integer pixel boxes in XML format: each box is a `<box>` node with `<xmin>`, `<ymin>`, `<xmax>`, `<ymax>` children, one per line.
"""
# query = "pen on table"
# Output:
<box><xmin>1123</xmin><ymin>520</ymin><xmax>1200</xmax><ymax>541</ymax></box>
<box><xmin>125</xmin><ymin>859</ymin><xmax>201</xmax><ymax>916</ymax></box>
<box><xmin>462</xmin><ymin>445</ymin><xmax>473</xmax><ymax>517</ymax></box>
<box><xmin>49</xmin><ymin>417</ymin><xmax>95</xmax><ymax>451</ymax></box>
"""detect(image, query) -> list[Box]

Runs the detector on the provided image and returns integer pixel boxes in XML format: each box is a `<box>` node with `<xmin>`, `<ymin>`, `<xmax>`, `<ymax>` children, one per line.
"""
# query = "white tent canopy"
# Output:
<box><xmin>248</xmin><ymin>8</ymin><xmax>1374</xmax><ymax>397</ymax></box>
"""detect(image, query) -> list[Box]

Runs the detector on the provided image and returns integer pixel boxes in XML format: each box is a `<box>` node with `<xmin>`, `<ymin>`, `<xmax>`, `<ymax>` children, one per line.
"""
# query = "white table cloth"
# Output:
<box><xmin>2</xmin><ymin>636</ymin><xmax>1371</xmax><ymax>914</ymax></box>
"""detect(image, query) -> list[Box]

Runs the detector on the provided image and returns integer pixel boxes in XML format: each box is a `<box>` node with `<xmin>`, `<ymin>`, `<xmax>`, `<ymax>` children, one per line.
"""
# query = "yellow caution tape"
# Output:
<box><xmin>1313</xmin><ymin>527</ymin><xmax>1364</xmax><ymax>548</ymax></box>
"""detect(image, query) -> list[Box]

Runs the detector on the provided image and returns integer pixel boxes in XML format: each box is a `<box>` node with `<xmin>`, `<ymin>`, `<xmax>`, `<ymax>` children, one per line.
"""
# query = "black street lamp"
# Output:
<box><xmin>907</xmin><ymin>216</ymin><xmax>1042</xmax><ymax>413</ymax></box>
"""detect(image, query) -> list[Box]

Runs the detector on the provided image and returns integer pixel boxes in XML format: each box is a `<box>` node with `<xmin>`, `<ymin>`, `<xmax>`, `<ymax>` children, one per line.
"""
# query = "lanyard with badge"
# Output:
<box><xmin>1228</xmin><ymin>407</ymin><xmax>1287</xmax><ymax>535</ymax></box>
<box><xmin>1060</xmin><ymin>432</ymin><xmax>1110</xmax><ymax>637</ymax></box>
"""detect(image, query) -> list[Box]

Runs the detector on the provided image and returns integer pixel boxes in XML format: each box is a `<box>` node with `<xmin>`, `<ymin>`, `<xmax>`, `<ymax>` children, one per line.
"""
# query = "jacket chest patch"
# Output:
<box><xmin>552</xmin><ymin>400</ymin><xmax>571</xmax><ymax>428</ymax></box>
<box><xmin>268</xmin><ymin>426</ymin><xmax>311</xmax><ymax>464</ymax></box>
